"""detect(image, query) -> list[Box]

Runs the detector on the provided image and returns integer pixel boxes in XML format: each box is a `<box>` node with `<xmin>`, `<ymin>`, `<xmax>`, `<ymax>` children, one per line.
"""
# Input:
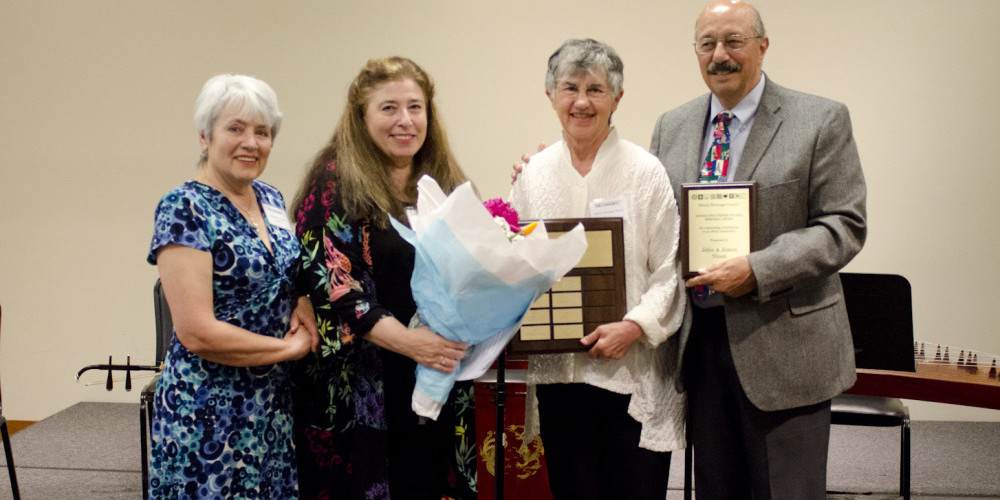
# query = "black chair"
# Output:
<box><xmin>0</xmin><ymin>305</ymin><xmax>21</xmax><ymax>500</ymax></box>
<box><xmin>681</xmin><ymin>273</ymin><xmax>913</xmax><ymax>500</ymax></box>
<box><xmin>831</xmin><ymin>272</ymin><xmax>912</xmax><ymax>500</ymax></box>
<box><xmin>140</xmin><ymin>280</ymin><xmax>173</xmax><ymax>500</ymax></box>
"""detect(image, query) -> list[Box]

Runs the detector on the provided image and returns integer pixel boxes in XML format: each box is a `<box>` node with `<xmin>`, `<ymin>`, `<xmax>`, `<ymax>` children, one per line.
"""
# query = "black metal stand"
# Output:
<box><xmin>491</xmin><ymin>350</ymin><xmax>507</xmax><ymax>500</ymax></box>
<box><xmin>77</xmin><ymin>354</ymin><xmax>161</xmax><ymax>500</ymax></box>
<box><xmin>76</xmin><ymin>355</ymin><xmax>159</xmax><ymax>391</ymax></box>
<box><xmin>1</xmin><ymin>416</ymin><xmax>20</xmax><ymax>500</ymax></box>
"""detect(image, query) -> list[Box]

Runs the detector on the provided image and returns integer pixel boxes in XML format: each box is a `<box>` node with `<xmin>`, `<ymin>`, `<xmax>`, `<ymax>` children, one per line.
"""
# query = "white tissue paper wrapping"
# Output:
<box><xmin>389</xmin><ymin>175</ymin><xmax>587</xmax><ymax>420</ymax></box>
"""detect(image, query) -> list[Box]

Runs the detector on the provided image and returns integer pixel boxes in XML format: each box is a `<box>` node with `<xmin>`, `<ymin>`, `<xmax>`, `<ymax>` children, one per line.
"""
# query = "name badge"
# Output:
<box><xmin>589</xmin><ymin>198</ymin><xmax>627</xmax><ymax>219</ymax></box>
<box><xmin>263</xmin><ymin>204</ymin><xmax>294</xmax><ymax>233</ymax></box>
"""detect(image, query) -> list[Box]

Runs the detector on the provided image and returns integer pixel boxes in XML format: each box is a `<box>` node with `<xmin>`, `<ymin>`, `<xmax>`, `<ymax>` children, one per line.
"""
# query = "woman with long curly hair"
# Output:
<box><xmin>291</xmin><ymin>57</ymin><xmax>476</xmax><ymax>500</ymax></box>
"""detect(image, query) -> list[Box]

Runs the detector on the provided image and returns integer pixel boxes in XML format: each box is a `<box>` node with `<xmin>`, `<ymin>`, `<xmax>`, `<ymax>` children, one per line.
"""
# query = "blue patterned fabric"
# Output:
<box><xmin>146</xmin><ymin>180</ymin><xmax>301</xmax><ymax>499</ymax></box>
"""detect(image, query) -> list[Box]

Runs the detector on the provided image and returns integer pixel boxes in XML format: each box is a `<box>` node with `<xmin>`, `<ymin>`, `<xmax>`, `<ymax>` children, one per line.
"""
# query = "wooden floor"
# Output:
<box><xmin>4</xmin><ymin>421</ymin><xmax>35</xmax><ymax>436</ymax></box>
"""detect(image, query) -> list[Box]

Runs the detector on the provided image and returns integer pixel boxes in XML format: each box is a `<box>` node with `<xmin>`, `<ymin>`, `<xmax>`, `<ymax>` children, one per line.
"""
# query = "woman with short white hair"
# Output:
<box><xmin>511</xmin><ymin>39</ymin><xmax>686</xmax><ymax>500</ymax></box>
<box><xmin>147</xmin><ymin>73</ymin><xmax>317</xmax><ymax>499</ymax></box>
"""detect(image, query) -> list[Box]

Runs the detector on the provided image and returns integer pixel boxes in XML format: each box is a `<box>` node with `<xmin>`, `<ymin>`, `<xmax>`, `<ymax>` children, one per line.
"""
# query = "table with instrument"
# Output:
<box><xmin>846</xmin><ymin>341</ymin><xmax>1000</xmax><ymax>410</ymax></box>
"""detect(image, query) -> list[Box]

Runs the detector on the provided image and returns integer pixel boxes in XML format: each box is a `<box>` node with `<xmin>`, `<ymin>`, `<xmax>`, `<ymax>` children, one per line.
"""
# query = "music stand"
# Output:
<box><xmin>492</xmin><ymin>218</ymin><xmax>627</xmax><ymax>499</ymax></box>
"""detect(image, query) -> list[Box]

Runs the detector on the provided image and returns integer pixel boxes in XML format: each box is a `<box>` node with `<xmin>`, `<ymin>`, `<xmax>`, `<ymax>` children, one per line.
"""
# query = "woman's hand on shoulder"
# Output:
<box><xmin>511</xmin><ymin>142</ymin><xmax>546</xmax><ymax>183</ymax></box>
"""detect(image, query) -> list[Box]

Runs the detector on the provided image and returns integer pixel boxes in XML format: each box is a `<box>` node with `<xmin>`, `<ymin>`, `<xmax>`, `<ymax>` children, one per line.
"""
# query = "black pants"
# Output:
<box><xmin>537</xmin><ymin>383</ymin><xmax>671</xmax><ymax>500</ymax></box>
<box><xmin>685</xmin><ymin>306</ymin><xmax>831</xmax><ymax>500</ymax></box>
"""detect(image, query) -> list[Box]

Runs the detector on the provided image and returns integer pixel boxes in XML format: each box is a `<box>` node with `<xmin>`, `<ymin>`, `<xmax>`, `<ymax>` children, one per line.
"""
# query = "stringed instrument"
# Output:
<box><xmin>847</xmin><ymin>341</ymin><xmax>1000</xmax><ymax>410</ymax></box>
<box><xmin>76</xmin><ymin>355</ymin><xmax>159</xmax><ymax>391</ymax></box>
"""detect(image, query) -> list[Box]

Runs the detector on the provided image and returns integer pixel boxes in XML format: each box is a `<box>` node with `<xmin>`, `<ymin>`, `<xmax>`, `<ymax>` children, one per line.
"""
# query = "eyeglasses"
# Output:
<box><xmin>694</xmin><ymin>35</ymin><xmax>761</xmax><ymax>55</ymax></box>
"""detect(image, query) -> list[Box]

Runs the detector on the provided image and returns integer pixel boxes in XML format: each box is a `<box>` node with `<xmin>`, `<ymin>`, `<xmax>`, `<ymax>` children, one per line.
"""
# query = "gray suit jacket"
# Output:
<box><xmin>650</xmin><ymin>78</ymin><xmax>867</xmax><ymax>411</ymax></box>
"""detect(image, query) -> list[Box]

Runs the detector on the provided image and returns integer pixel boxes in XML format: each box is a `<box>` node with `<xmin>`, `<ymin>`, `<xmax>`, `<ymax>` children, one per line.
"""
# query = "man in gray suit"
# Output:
<box><xmin>650</xmin><ymin>0</ymin><xmax>867</xmax><ymax>498</ymax></box>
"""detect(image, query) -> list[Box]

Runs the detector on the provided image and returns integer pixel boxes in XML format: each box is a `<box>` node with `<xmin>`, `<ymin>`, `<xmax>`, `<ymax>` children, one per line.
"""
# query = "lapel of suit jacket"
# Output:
<box><xmin>681</xmin><ymin>96</ymin><xmax>713</xmax><ymax>184</ymax></box>
<box><xmin>734</xmin><ymin>79</ymin><xmax>782</xmax><ymax>182</ymax></box>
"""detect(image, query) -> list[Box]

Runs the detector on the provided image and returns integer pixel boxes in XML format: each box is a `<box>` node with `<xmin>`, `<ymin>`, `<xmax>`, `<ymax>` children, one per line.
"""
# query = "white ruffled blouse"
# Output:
<box><xmin>509</xmin><ymin>128</ymin><xmax>687</xmax><ymax>452</ymax></box>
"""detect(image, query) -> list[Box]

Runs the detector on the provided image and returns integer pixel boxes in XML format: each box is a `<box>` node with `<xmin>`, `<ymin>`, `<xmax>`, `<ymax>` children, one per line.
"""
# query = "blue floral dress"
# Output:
<box><xmin>147</xmin><ymin>180</ymin><xmax>301</xmax><ymax>499</ymax></box>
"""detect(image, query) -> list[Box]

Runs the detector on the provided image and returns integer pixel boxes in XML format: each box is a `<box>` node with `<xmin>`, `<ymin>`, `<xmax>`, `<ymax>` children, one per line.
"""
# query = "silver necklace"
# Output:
<box><xmin>229</xmin><ymin>196</ymin><xmax>261</xmax><ymax>231</ymax></box>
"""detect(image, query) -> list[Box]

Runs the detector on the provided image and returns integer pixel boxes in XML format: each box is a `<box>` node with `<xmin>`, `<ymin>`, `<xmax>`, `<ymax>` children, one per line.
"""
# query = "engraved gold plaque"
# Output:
<box><xmin>508</xmin><ymin>218</ymin><xmax>626</xmax><ymax>354</ymax></box>
<box><xmin>680</xmin><ymin>182</ymin><xmax>757</xmax><ymax>278</ymax></box>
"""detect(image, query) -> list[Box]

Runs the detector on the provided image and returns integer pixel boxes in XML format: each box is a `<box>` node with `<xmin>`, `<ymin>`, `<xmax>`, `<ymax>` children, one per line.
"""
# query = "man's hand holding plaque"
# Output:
<box><xmin>685</xmin><ymin>256</ymin><xmax>757</xmax><ymax>298</ymax></box>
<box><xmin>680</xmin><ymin>182</ymin><xmax>758</xmax><ymax>297</ymax></box>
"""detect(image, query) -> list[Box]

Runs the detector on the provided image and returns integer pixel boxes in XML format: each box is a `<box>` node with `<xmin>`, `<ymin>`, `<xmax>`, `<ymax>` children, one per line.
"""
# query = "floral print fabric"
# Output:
<box><xmin>146</xmin><ymin>180</ymin><xmax>301</xmax><ymax>499</ymax></box>
<box><xmin>293</xmin><ymin>164</ymin><xmax>476</xmax><ymax>500</ymax></box>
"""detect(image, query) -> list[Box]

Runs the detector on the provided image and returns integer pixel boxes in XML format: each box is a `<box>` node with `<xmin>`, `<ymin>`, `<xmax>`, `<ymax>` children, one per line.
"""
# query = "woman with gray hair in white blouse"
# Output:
<box><xmin>509</xmin><ymin>38</ymin><xmax>686</xmax><ymax>500</ymax></box>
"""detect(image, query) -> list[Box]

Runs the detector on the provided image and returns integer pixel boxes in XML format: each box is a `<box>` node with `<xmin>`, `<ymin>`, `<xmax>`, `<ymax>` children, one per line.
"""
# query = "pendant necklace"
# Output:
<box><xmin>230</xmin><ymin>195</ymin><xmax>260</xmax><ymax>231</ymax></box>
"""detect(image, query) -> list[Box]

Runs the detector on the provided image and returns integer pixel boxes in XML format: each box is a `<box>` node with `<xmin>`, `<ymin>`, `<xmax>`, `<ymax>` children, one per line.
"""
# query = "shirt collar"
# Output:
<box><xmin>709</xmin><ymin>73</ymin><xmax>766</xmax><ymax>123</ymax></box>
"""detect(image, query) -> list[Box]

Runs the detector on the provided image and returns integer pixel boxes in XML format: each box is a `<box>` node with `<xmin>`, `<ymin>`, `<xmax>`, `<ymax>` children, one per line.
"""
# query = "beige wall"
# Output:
<box><xmin>2</xmin><ymin>0</ymin><xmax>998</xmax><ymax>422</ymax></box>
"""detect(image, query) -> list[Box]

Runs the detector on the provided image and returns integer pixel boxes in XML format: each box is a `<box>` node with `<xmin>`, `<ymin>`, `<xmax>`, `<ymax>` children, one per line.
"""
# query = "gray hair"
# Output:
<box><xmin>545</xmin><ymin>39</ymin><xmax>624</xmax><ymax>96</ymax></box>
<box><xmin>750</xmin><ymin>5</ymin><xmax>766</xmax><ymax>37</ymax></box>
<box><xmin>193</xmin><ymin>74</ymin><xmax>283</xmax><ymax>147</ymax></box>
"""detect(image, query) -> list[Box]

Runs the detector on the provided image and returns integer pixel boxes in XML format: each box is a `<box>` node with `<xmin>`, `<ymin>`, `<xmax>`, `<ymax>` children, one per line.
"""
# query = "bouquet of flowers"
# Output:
<box><xmin>390</xmin><ymin>175</ymin><xmax>587</xmax><ymax>420</ymax></box>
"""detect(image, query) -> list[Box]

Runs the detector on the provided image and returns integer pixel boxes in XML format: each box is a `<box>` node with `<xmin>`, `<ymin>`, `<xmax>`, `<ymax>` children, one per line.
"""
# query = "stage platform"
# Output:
<box><xmin>0</xmin><ymin>402</ymin><xmax>996</xmax><ymax>499</ymax></box>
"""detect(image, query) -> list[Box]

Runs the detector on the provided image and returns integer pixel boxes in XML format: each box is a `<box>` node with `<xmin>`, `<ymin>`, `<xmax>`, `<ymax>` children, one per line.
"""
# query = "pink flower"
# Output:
<box><xmin>483</xmin><ymin>198</ymin><xmax>520</xmax><ymax>233</ymax></box>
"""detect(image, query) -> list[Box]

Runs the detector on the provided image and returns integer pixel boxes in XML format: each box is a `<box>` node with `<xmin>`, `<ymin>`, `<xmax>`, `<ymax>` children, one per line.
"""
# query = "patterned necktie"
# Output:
<box><xmin>695</xmin><ymin>110</ymin><xmax>734</xmax><ymax>301</ymax></box>
<box><xmin>700</xmin><ymin>110</ymin><xmax>734</xmax><ymax>182</ymax></box>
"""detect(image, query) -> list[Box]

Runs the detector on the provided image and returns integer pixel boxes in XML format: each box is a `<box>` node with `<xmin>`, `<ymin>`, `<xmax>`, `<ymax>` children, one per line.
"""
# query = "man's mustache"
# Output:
<box><xmin>707</xmin><ymin>61</ymin><xmax>742</xmax><ymax>75</ymax></box>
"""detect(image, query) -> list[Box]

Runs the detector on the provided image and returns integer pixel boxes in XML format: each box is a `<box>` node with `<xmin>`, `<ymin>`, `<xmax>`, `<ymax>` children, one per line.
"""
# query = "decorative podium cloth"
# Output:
<box><xmin>391</xmin><ymin>175</ymin><xmax>587</xmax><ymax>420</ymax></box>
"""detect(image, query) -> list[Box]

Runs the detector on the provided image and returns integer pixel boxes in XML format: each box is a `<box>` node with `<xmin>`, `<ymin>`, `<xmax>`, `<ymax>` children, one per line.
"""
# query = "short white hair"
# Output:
<box><xmin>193</xmin><ymin>74</ymin><xmax>283</xmax><ymax>144</ymax></box>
